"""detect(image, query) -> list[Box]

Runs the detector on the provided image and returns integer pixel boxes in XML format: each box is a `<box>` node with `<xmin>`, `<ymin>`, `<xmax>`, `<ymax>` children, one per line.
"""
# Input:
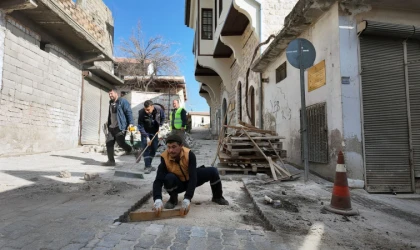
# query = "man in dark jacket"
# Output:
<box><xmin>102</xmin><ymin>88</ymin><xmax>135</xmax><ymax>166</ymax></box>
<box><xmin>138</xmin><ymin>100</ymin><xmax>165</xmax><ymax>174</ymax></box>
<box><xmin>152</xmin><ymin>134</ymin><xmax>229</xmax><ymax>216</ymax></box>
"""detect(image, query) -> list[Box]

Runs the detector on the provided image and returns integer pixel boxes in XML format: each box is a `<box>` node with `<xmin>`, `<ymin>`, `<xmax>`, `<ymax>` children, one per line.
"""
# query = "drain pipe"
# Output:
<box><xmin>259</xmin><ymin>72</ymin><xmax>263</xmax><ymax>129</ymax></box>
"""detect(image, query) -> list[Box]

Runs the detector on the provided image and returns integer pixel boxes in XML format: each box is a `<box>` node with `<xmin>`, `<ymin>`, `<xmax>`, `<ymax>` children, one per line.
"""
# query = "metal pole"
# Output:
<box><xmin>299</xmin><ymin>39</ymin><xmax>309</xmax><ymax>182</ymax></box>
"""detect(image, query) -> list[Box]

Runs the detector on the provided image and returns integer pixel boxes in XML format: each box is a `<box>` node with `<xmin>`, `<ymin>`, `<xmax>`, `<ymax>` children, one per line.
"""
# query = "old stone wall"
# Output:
<box><xmin>74</xmin><ymin>0</ymin><xmax>115</xmax><ymax>73</ymax></box>
<box><xmin>0</xmin><ymin>11</ymin><xmax>5</xmax><ymax>90</ymax></box>
<box><xmin>228</xmin><ymin>24</ymin><xmax>260</xmax><ymax>127</ymax></box>
<box><xmin>0</xmin><ymin>17</ymin><xmax>82</xmax><ymax>156</ymax></box>
<box><xmin>261</xmin><ymin>0</ymin><xmax>298</xmax><ymax>48</ymax></box>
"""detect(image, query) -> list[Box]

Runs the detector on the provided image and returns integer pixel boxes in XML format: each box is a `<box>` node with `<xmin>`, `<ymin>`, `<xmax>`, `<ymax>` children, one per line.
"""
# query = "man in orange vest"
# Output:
<box><xmin>152</xmin><ymin>134</ymin><xmax>229</xmax><ymax>215</ymax></box>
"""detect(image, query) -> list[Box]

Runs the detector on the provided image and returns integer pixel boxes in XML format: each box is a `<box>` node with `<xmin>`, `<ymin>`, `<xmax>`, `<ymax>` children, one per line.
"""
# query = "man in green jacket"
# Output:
<box><xmin>169</xmin><ymin>99</ymin><xmax>188</xmax><ymax>147</ymax></box>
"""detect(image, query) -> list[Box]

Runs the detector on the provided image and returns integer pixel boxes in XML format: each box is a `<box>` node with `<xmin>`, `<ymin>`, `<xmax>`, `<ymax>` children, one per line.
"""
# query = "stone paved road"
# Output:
<box><xmin>84</xmin><ymin>222</ymin><xmax>290</xmax><ymax>250</ymax></box>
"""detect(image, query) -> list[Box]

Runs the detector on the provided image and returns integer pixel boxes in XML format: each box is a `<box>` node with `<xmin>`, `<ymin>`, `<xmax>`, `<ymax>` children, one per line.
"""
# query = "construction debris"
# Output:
<box><xmin>58</xmin><ymin>170</ymin><xmax>71</xmax><ymax>178</ymax></box>
<box><xmin>84</xmin><ymin>172</ymin><xmax>99</xmax><ymax>181</ymax></box>
<box><xmin>217</xmin><ymin>122</ymin><xmax>294</xmax><ymax>180</ymax></box>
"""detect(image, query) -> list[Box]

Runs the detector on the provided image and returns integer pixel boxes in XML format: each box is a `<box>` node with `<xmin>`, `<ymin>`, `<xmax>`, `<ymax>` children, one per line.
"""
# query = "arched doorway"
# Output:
<box><xmin>222</xmin><ymin>98</ymin><xmax>228</xmax><ymax>126</ymax></box>
<box><xmin>249</xmin><ymin>86</ymin><xmax>255</xmax><ymax>126</ymax></box>
<box><xmin>237</xmin><ymin>82</ymin><xmax>242</xmax><ymax>121</ymax></box>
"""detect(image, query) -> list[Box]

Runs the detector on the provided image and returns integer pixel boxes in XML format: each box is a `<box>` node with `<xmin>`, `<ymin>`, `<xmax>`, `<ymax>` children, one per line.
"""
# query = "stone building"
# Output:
<box><xmin>184</xmin><ymin>0</ymin><xmax>297</xmax><ymax>135</ymax></box>
<box><xmin>252</xmin><ymin>0</ymin><xmax>420</xmax><ymax>193</ymax></box>
<box><xmin>119</xmin><ymin>76</ymin><xmax>187</xmax><ymax>126</ymax></box>
<box><xmin>0</xmin><ymin>0</ymin><xmax>122</xmax><ymax>156</ymax></box>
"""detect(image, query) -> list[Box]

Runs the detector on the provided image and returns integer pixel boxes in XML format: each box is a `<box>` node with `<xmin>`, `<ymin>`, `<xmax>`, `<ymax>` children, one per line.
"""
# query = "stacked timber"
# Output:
<box><xmin>217</xmin><ymin>122</ymin><xmax>293</xmax><ymax>180</ymax></box>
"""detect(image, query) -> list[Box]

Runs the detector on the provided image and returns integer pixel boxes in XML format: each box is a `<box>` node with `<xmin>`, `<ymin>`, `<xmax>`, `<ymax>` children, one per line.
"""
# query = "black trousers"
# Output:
<box><xmin>106</xmin><ymin>127</ymin><xmax>132</xmax><ymax>162</ymax></box>
<box><xmin>163</xmin><ymin>167</ymin><xmax>223</xmax><ymax>200</ymax></box>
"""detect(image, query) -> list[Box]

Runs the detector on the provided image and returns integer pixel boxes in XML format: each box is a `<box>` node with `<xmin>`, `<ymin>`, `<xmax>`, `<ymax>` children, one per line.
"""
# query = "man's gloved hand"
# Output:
<box><xmin>180</xmin><ymin>198</ymin><xmax>190</xmax><ymax>216</ymax></box>
<box><xmin>128</xmin><ymin>124</ymin><xmax>135</xmax><ymax>132</ymax></box>
<box><xmin>147</xmin><ymin>137</ymin><xmax>152</xmax><ymax>146</ymax></box>
<box><xmin>153</xmin><ymin>199</ymin><xmax>163</xmax><ymax>216</ymax></box>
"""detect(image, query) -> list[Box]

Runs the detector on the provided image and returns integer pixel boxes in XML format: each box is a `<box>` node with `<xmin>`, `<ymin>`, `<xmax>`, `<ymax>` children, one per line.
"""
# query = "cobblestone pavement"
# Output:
<box><xmin>83</xmin><ymin>222</ymin><xmax>290</xmax><ymax>250</ymax></box>
<box><xmin>0</xmin><ymin>128</ymin><xmax>289</xmax><ymax>250</ymax></box>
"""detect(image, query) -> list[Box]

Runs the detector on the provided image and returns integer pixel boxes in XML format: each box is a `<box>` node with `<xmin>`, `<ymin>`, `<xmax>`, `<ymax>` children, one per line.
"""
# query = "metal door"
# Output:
<box><xmin>408</xmin><ymin>41</ymin><xmax>420</xmax><ymax>178</ymax></box>
<box><xmin>360</xmin><ymin>36</ymin><xmax>413</xmax><ymax>192</ymax></box>
<box><xmin>100</xmin><ymin>89</ymin><xmax>109</xmax><ymax>145</ymax></box>
<box><xmin>81</xmin><ymin>80</ymin><xmax>101</xmax><ymax>145</ymax></box>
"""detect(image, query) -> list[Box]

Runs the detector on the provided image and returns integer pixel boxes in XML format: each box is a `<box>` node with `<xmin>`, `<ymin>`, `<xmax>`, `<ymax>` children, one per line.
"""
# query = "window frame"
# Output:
<box><xmin>275</xmin><ymin>62</ymin><xmax>287</xmax><ymax>83</ymax></box>
<box><xmin>201</xmin><ymin>8</ymin><xmax>213</xmax><ymax>40</ymax></box>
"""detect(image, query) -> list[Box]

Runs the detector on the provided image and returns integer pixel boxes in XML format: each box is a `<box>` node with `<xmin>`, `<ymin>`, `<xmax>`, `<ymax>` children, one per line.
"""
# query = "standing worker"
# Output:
<box><xmin>170</xmin><ymin>99</ymin><xmax>188</xmax><ymax>146</ymax></box>
<box><xmin>138</xmin><ymin>100</ymin><xmax>165</xmax><ymax>174</ymax></box>
<box><xmin>102</xmin><ymin>88</ymin><xmax>136</xmax><ymax>166</ymax></box>
<box><xmin>153</xmin><ymin>134</ymin><xmax>229</xmax><ymax>216</ymax></box>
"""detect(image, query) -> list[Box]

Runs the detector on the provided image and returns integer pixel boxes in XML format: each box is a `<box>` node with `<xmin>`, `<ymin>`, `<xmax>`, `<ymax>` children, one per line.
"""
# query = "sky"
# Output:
<box><xmin>102</xmin><ymin>0</ymin><xmax>209</xmax><ymax>112</ymax></box>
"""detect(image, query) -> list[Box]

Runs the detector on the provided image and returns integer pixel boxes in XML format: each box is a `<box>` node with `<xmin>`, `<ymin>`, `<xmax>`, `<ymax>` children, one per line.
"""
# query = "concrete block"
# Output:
<box><xmin>21</xmin><ymin>85</ymin><xmax>33</xmax><ymax>94</ymax></box>
<box><xmin>21</xmin><ymin>78</ymin><xmax>32</xmax><ymax>87</ymax></box>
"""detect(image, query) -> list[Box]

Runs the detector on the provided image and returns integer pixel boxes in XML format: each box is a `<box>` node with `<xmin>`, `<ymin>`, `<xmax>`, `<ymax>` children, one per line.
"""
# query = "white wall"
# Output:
<box><xmin>191</xmin><ymin>115</ymin><xmax>210</xmax><ymax>127</ymax></box>
<box><xmin>0</xmin><ymin>11</ymin><xmax>5</xmax><ymax>91</ymax></box>
<box><xmin>262</xmin><ymin>3</ymin><xmax>342</xmax><ymax>180</ymax></box>
<box><xmin>199</xmin><ymin>0</ymin><xmax>215</xmax><ymax>55</ymax></box>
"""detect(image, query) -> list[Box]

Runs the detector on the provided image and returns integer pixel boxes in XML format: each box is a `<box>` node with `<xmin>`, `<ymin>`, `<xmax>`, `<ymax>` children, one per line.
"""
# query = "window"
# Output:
<box><xmin>301</xmin><ymin>103</ymin><xmax>328</xmax><ymax>163</ymax></box>
<box><xmin>276</xmin><ymin>62</ymin><xmax>287</xmax><ymax>83</ymax></box>
<box><xmin>201</xmin><ymin>9</ymin><xmax>213</xmax><ymax>40</ymax></box>
<box><xmin>219</xmin><ymin>0</ymin><xmax>223</xmax><ymax>16</ymax></box>
<box><xmin>201</xmin><ymin>117</ymin><xmax>204</xmax><ymax>123</ymax></box>
<box><xmin>214</xmin><ymin>0</ymin><xmax>217</xmax><ymax>31</ymax></box>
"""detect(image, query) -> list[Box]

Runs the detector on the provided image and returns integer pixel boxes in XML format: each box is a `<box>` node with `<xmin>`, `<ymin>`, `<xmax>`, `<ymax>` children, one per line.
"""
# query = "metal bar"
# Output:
<box><xmin>403</xmin><ymin>40</ymin><xmax>416</xmax><ymax>192</ymax></box>
<box><xmin>299</xmin><ymin>40</ymin><xmax>309</xmax><ymax>182</ymax></box>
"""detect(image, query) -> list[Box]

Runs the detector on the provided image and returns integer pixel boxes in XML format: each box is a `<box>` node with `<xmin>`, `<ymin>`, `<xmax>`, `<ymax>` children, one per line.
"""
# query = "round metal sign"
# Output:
<box><xmin>286</xmin><ymin>38</ymin><xmax>316</xmax><ymax>69</ymax></box>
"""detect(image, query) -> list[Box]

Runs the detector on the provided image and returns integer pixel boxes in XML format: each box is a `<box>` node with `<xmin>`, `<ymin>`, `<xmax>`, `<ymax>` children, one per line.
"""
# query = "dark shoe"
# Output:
<box><xmin>101</xmin><ymin>161</ymin><xmax>116</xmax><ymax>167</ymax></box>
<box><xmin>164</xmin><ymin>196</ymin><xmax>178</xmax><ymax>209</ymax></box>
<box><xmin>145</xmin><ymin>166</ymin><xmax>156</xmax><ymax>171</ymax></box>
<box><xmin>212</xmin><ymin>196</ymin><xmax>229</xmax><ymax>205</ymax></box>
<box><xmin>144</xmin><ymin>167</ymin><xmax>152</xmax><ymax>174</ymax></box>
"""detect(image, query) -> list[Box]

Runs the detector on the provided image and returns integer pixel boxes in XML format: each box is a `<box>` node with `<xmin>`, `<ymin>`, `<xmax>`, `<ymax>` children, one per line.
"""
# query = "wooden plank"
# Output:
<box><xmin>129</xmin><ymin>209</ymin><xmax>184</xmax><ymax>221</ymax></box>
<box><xmin>225</xmin><ymin>142</ymin><xmax>283</xmax><ymax>147</ymax></box>
<box><xmin>230</xmin><ymin>136</ymin><xmax>286</xmax><ymax>140</ymax></box>
<box><xmin>268</xmin><ymin>140</ymin><xmax>291</xmax><ymax>176</ymax></box>
<box><xmin>267</xmin><ymin>157</ymin><xmax>278</xmax><ymax>180</ymax></box>
<box><xmin>218</xmin><ymin>151</ymin><xmax>279</xmax><ymax>161</ymax></box>
<box><xmin>223</xmin><ymin>125</ymin><xmax>277</xmax><ymax>135</ymax></box>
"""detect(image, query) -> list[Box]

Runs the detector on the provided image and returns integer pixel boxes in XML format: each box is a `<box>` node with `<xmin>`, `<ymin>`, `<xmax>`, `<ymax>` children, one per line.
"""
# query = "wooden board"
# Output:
<box><xmin>217</xmin><ymin>167</ymin><xmax>271</xmax><ymax>176</ymax></box>
<box><xmin>230</xmin><ymin>136</ymin><xmax>286</xmax><ymax>141</ymax></box>
<box><xmin>218</xmin><ymin>151</ymin><xmax>279</xmax><ymax>161</ymax></box>
<box><xmin>129</xmin><ymin>208</ymin><xmax>184</xmax><ymax>221</ymax></box>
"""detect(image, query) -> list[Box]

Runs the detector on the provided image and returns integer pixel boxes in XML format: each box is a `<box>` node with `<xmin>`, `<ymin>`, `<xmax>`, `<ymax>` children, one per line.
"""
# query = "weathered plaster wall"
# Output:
<box><xmin>262</xmin><ymin>3</ymin><xmax>342</xmax><ymax>181</ymax></box>
<box><xmin>0</xmin><ymin>17</ymin><xmax>82</xmax><ymax>156</ymax></box>
<box><xmin>261</xmin><ymin>0</ymin><xmax>298</xmax><ymax>49</ymax></box>
<box><xmin>0</xmin><ymin>11</ymin><xmax>5</xmax><ymax>91</ymax></box>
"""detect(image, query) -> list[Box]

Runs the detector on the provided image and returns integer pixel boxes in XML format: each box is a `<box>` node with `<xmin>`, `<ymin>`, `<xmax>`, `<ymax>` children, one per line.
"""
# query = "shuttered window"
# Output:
<box><xmin>202</xmin><ymin>9</ymin><xmax>213</xmax><ymax>40</ymax></box>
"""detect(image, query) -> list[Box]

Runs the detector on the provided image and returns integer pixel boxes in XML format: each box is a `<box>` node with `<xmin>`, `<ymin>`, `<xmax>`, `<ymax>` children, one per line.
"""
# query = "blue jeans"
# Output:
<box><xmin>141</xmin><ymin>133</ymin><xmax>159</xmax><ymax>167</ymax></box>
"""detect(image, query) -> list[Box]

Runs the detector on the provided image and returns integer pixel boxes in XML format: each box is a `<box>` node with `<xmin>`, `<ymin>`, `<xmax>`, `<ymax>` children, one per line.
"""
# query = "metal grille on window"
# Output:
<box><xmin>202</xmin><ymin>9</ymin><xmax>213</xmax><ymax>40</ymax></box>
<box><xmin>301</xmin><ymin>103</ymin><xmax>328</xmax><ymax>163</ymax></box>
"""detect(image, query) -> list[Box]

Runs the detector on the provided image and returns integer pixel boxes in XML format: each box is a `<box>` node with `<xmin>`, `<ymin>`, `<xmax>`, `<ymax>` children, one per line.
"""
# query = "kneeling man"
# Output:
<box><xmin>153</xmin><ymin>134</ymin><xmax>229</xmax><ymax>215</ymax></box>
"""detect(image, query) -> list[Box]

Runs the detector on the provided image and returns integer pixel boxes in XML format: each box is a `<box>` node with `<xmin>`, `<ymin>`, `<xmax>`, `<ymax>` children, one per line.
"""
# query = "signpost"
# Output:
<box><xmin>286</xmin><ymin>38</ymin><xmax>316</xmax><ymax>182</ymax></box>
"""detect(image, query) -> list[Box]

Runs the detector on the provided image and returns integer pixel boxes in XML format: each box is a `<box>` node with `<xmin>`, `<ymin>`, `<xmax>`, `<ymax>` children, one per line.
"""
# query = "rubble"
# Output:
<box><xmin>58</xmin><ymin>170</ymin><xmax>71</xmax><ymax>178</ymax></box>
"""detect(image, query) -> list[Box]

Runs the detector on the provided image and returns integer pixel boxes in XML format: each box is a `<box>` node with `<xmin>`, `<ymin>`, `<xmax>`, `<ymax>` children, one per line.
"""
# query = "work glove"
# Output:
<box><xmin>153</xmin><ymin>199</ymin><xmax>163</xmax><ymax>216</ymax></box>
<box><xmin>180</xmin><ymin>198</ymin><xmax>191</xmax><ymax>216</ymax></box>
<box><xmin>128</xmin><ymin>124</ymin><xmax>135</xmax><ymax>132</ymax></box>
<box><xmin>147</xmin><ymin>137</ymin><xmax>152</xmax><ymax>146</ymax></box>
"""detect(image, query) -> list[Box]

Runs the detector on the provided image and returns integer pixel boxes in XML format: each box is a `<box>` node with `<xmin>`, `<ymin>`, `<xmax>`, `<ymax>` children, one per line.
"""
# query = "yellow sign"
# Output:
<box><xmin>308</xmin><ymin>60</ymin><xmax>326</xmax><ymax>92</ymax></box>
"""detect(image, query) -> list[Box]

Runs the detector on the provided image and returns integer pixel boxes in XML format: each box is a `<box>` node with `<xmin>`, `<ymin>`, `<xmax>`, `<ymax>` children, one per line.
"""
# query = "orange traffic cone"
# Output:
<box><xmin>324</xmin><ymin>151</ymin><xmax>359</xmax><ymax>216</ymax></box>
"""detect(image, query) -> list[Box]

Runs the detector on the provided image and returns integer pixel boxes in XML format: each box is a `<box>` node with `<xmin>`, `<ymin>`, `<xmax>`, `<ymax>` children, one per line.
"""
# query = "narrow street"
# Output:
<box><xmin>0</xmin><ymin>128</ymin><xmax>419</xmax><ymax>249</ymax></box>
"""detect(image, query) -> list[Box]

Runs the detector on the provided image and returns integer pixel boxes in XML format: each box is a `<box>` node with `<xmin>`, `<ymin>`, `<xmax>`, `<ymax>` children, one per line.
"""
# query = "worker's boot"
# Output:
<box><xmin>164</xmin><ymin>195</ymin><xmax>178</xmax><ymax>209</ymax></box>
<box><xmin>211</xmin><ymin>181</ymin><xmax>229</xmax><ymax>205</ymax></box>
